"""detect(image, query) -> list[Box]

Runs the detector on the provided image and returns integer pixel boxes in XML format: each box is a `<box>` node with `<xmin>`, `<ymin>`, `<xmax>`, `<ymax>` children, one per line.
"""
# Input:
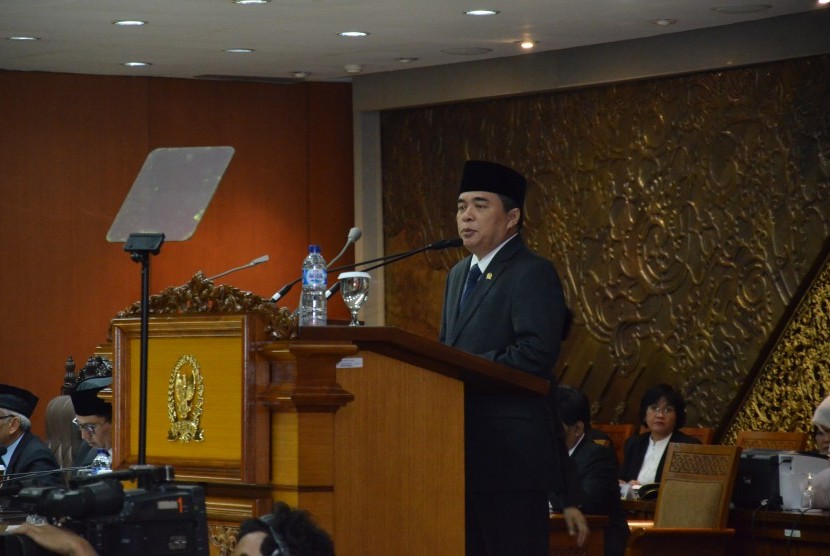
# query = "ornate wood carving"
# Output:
<box><xmin>380</xmin><ymin>54</ymin><xmax>830</xmax><ymax>430</ymax></box>
<box><xmin>114</xmin><ymin>271</ymin><xmax>296</xmax><ymax>340</ymax></box>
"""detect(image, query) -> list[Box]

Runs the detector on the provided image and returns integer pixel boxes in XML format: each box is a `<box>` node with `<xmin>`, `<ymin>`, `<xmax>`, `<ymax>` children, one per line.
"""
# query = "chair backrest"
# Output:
<box><xmin>653</xmin><ymin>443</ymin><xmax>742</xmax><ymax>529</ymax></box>
<box><xmin>679</xmin><ymin>427</ymin><xmax>714</xmax><ymax>444</ymax></box>
<box><xmin>735</xmin><ymin>430</ymin><xmax>808</xmax><ymax>451</ymax></box>
<box><xmin>592</xmin><ymin>422</ymin><xmax>635</xmax><ymax>464</ymax></box>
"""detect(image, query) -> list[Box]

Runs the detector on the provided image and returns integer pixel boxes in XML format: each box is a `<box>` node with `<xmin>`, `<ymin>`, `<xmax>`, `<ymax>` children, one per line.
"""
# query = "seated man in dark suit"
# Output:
<box><xmin>0</xmin><ymin>384</ymin><xmax>61</xmax><ymax>489</ymax></box>
<box><xmin>69</xmin><ymin>356</ymin><xmax>114</xmax><ymax>470</ymax></box>
<box><xmin>550</xmin><ymin>386</ymin><xmax>630</xmax><ymax>556</ymax></box>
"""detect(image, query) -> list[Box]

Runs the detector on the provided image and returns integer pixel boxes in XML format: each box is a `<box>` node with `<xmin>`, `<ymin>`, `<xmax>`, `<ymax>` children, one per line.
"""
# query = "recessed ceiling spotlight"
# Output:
<box><xmin>291</xmin><ymin>71</ymin><xmax>311</xmax><ymax>79</ymax></box>
<box><xmin>344</xmin><ymin>64</ymin><xmax>363</xmax><ymax>74</ymax></box>
<box><xmin>113</xmin><ymin>20</ymin><xmax>146</xmax><ymax>26</ymax></box>
<box><xmin>233</xmin><ymin>0</ymin><xmax>270</xmax><ymax>4</ymax></box>
<box><xmin>338</xmin><ymin>31</ymin><xmax>369</xmax><ymax>38</ymax></box>
<box><xmin>396</xmin><ymin>57</ymin><xmax>419</xmax><ymax>64</ymax></box>
<box><xmin>651</xmin><ymin>18</ymin><xmax>677</xmax><ymax>26</ymax></box>
<box><xmin>517</xmin><ymin>40</ymin><xmax>537</xmax><ymax>49</ymax></box>
<box><xmin>224</xmin><ymin>48</ymin><xmax>254</xmax><ymax>53</ymax></box>
<box><xmin>712</xmin><ymin>4</ymin><xmax>771</xmax><ymax>14</ymax></box>
<box><xmin>123</xmin><ymin>61</ymin><xmax>151</xmax><ymax>67</ymax></box>
<box><xmin>7</xmin><ymin>36</ymin><xmax>40</xmax><ymax>41</ymax></box>
<box><xmin>819</xmin><ymin>0</ymin><xmax>830</xmax><ymax>5</ymax></box>
<box><xmin>465</xmin><ymin>9</ymin><xmax>499</xmax><ymax>16</ymax></box>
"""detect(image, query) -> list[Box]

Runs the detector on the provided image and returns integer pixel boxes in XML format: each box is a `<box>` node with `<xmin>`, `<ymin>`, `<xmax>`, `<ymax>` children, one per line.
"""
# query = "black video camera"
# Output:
<box><xmin>1</xmin><ymin>465</ymin><xmax>209</xmax><ymax>555</ymax></box>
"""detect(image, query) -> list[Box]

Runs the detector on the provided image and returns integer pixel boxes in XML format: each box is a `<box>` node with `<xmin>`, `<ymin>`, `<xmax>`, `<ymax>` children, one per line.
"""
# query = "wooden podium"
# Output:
<box><xmin>103</xmin><ymin>279</ymin><xmax>550</xmax><ymax>554</ymax></box>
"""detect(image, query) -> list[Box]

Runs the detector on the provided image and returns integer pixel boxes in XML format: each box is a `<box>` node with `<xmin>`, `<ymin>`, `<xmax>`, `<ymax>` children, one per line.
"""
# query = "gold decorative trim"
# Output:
<box><xmin>115</xmin><ymin>271</ymin><xmax>297</xmax><ymax>339</ymax></box>
<box><xmin>208</xmin><ymin>524</ymin><xmax>239</xmax><ymax>555</ymax></box>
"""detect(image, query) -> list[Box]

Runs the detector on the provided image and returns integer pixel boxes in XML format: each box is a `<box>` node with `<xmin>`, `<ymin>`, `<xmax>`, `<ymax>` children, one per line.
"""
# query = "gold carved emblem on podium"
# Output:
<box><xmin>167</xmin><ymin>354</ymin><xmax>205</xmax><ymax>442</ymax></box>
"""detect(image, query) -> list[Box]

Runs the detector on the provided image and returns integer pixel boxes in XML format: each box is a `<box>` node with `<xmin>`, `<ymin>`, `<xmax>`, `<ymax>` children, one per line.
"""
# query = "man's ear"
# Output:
<box><xmin>507</xmin><ymin>208</ymin><xmax>520</xmax><ymax>229</ymax></box>
<box><xmin>575</xmin><ymin>421</ymin><xmax>586</xmax><ymax>436</ymax></box>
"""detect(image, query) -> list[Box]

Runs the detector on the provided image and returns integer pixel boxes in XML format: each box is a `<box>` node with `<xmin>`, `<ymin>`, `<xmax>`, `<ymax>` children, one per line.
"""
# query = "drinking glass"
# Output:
<box><xmin>338</xmin><ymin>272</ymin><xmax>371</xmax><ymax>326</ymax></box>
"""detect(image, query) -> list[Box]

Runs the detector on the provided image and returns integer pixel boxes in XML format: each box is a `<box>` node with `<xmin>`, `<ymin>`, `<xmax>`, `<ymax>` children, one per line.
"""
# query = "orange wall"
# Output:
<box><xmin>0</xmin><ymin>71</ymin><xmax>354</xmax><ymax>434</ymax></box>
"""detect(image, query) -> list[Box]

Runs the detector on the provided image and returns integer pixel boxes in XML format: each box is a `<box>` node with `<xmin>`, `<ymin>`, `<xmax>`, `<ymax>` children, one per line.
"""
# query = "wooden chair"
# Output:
<box><xmin>592</xmin><ymin>422</ymin><xmax>635</xmax><ymax>464</ymax></box>
<box><xmin>679</xmin><ymin>427</ymin><xmax>714</xmax><ymax>444</ymax></box>
<box><xmin>626</xmin><ymin>443</ymin><xmax>742</xmax><ymax>556</ymax></box>
<box><xmin>735</xmin><ymin>430</ymin><xmax>808</xmax><ymax>451</ymax></box>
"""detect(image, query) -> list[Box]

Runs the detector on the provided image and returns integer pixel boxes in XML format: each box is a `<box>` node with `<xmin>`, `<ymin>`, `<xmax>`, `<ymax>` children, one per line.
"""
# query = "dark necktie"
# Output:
<box><xmin>459</xmin><ymin>264</ymin><xmax>482</xmax><ymax>309</ymax></box>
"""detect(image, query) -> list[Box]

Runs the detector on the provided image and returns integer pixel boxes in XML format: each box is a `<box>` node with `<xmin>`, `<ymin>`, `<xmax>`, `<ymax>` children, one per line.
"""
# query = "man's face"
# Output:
<box><xmin>0</xmin><ymin>412</ymin><xmax>18</xmax><ymax>448</ymax></box>
<box><xmin>457</xmin><ymin>191</ymin><xmax>519</xmax><ymax>259</ymax></box>
<box><xmin>74</xmin><ymin>415</ymin><xmax>112</xmax><ymax>450</ymax></box>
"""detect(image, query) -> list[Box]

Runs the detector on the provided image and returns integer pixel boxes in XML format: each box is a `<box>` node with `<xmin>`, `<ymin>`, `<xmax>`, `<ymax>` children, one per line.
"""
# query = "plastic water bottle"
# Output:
<box><xmin>299</xmin><ymin>245</ymin><xmax>327</xmax><ymax>326</ymax></box>
<box><xmin>91</xmin><ymin>449</ymin><xmax>111</xmax><ymax>475</ymax></box>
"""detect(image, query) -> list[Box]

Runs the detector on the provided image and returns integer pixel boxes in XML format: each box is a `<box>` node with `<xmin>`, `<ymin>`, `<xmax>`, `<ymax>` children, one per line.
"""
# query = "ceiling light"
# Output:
<box><xmin>123</xmin><ymin>61</ymin><xmax>151</xmax><ymax>67</ymax></box>
<box><xmin>338</xmin><ymin>31</ymin><xmax>369</xmax><ymax>38</ymax></box>
<box><xmin>651</xmin><ymin>19</ymin><xmax>677</xmax><ymax>26</ymax></box>
<box><xmin>233</xmin><ymin>0</ymin><xmax>270</xmax><ymax>4</ymax></box>
<box><xmin>291</xmin><ymin>71</ymin><xmax>311</xmax><ymax>79</ymax></box>
<box><xmin>344</xmin><ymin>64</ymin><xmax>363</xmax><ymax>74</ymax></box>
<box><xmin>465</xmin><ymin>9</ymin><xmax>499</xmax><ymax>16</ymax></box>
<box><xmin>224</xmin><ymin>48</ymin><xmax>254</xmax><ymax>53</ymax></box>
<box><xmin>396</xmin><ymin>57</ymin><xmax>419</xmax><ymax>64</ymax></box>
<box><xmin>7</xmin><ymin>36</ymin><xmax>40</xmax><ymax>41</ymax></box>
<box><xmin>819</xmin><ymin>0</ymin><xmax>830</xmax><ymax>5</ymax></box>
<box><xmin>518</xmin><ymin>40</ymin><xmax>536</xmax><ymax>50</ymax></box>
<box><xmin>113</xmin><ymin>20</ymin><xmax>146</xmax><ymax>26</ymax></box>
<box><xmin>712</xmin><ymin>4</ymin><xmax>771</xmax><ymax>14</ymax></box>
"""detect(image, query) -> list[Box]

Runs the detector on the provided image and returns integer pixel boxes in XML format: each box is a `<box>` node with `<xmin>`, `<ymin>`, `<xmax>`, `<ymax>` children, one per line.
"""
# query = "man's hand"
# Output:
<box><xmin>11</xmin><ymin>523</ymin><xmax>98</xmax><ymax>556</ymax></box>
<box><xmin>562</xmin><ymin>506</ymin><xmax>590</xmax><ymax>547</ymax></box>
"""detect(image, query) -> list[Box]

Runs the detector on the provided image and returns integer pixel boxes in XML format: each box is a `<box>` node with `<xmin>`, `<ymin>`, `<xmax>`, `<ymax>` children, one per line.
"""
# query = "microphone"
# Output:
<box><xmin>269</xmin><ymin>226</ymin><xmax>362</xmax><ymax>302</ymax></box>
<box><xmin>327</xmin><ymin>227</ymin><xmax>362</xmax><ymax>269</ymax></box>
<box><xmin>326</xmin><ymin>237</ymin><xmax>462</xmax><ymax>298</ymax></box>
<box><xmin>208</xmin><ymin>254</ymin><xmax>270</xmax><ymax>281</ymax></box>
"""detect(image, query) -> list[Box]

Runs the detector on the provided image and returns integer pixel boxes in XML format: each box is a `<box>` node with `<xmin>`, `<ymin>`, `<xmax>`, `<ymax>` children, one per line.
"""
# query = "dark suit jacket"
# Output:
<box><xmin>619</xmin><ymin>430</ymin><xmax>702</xmax><ymax>483</ymax></box>
<box><xmin>3</xmin><ymin>431</ymin><xmax>62</xmax><ymax>488</ymax></box>
<box><xmin>440</xmin><ymin>235</ymin><xmax>567</xmax><ymax>493</ymax></box>
<box><xmin>563</xmin><ymin>433</ymin><xmax>630</xmax><ymax>556</ymax></box>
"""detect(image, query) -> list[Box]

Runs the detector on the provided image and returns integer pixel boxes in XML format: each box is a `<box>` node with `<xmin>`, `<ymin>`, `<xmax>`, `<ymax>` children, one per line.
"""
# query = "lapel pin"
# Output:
<box><xmin>486</xmin><ymin>272</ymin><xmax>493</xmax><ymax>280</ymax></box>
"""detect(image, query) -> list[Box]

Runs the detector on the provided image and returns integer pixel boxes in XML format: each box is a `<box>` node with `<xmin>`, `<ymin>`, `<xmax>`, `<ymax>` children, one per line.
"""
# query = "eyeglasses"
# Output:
<box><xmin>72</xmin><ymin>418</ymin><xmax>104</xmax><ymax>434</ymax></box>
<box><xmin>647</xmin><ymin>405</ymin><xmax>675</xmax><ymax>415</ymax></box>
<box><xmin>0</xmin><ymin>415</ymin><xmax>14</xmax><ymax>422</ymax></box>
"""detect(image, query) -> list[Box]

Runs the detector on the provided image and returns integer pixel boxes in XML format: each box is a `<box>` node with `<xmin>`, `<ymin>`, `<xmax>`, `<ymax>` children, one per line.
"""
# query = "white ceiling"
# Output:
<box><xmin>1</xmin><ymin>1</ymin><xmax>826</xmax><ymax>83</ymax></box>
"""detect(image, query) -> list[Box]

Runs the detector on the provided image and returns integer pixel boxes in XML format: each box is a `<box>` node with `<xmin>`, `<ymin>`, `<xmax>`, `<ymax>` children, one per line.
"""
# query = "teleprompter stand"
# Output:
<box><xmin>107</xmin><ymin>147</ymin><xmax>235</xmax><ymax>464</ymax></box>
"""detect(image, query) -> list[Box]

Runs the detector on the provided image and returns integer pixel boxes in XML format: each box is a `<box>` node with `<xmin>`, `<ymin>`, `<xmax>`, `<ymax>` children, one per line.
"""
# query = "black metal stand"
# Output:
<box><xmin>124</xmin><ymin>232</ymin><xmax>165</xmax><ymax>465</ymax></box>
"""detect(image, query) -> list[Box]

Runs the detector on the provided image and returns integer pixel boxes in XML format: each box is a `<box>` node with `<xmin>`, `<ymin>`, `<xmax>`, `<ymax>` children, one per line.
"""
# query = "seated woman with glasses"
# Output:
<box><xmin>618</xmin><ymin>384</ymin><xmax>700</xmax><ymax>496</ymax></box>
<box><xmin>69</xmin><ymin>356</ymin><xmax>113</xmax><ymax>470</ymax></box>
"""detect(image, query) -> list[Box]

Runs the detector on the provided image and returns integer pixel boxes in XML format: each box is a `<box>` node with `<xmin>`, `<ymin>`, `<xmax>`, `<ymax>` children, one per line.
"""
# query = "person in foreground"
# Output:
<box><xmin>0</xmin><ymin>384</ymin><xmax>61</xmax><ymax>490</ymax></box>
<box><xmin>806</xmin><ymin>395</ymin><xmax>830</xmax><ymax>508</ymax></box>
<box><xmin>619</xmin><ymin>383</ymin><xmax>700</xmax><ymax>493</ymax></box>
<box><xmin>439</xmin><ymin>159</ymin><xmax>588</xmax><ymax>555</ymax></box>
<box><xmin>11</xmin><ymin>501</ymin><xmax>334</xmax><ymax>556</ymax></box>
<box><xmin>550</xmin><ymin>386</ymin><xmax>630</xmax><ymax>556</ymax></box>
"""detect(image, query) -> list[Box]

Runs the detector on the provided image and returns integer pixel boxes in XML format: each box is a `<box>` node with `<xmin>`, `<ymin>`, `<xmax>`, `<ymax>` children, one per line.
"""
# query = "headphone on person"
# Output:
<box><xmin>259</xmin><ymin>513</ymin><xmax>291</xmax><ymax>556</ymax></box>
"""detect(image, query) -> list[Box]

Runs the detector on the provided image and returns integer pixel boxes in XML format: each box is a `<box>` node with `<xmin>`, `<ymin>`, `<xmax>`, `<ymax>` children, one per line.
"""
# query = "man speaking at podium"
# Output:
<box><xmin>440</xmin><ymin>160</ymin><xmax>586</xmax><ymax>555</ymax></box>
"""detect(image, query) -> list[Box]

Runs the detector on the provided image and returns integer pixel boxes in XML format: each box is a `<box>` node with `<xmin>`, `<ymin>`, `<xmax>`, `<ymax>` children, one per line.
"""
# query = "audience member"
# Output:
<box><xmin>69</xmin><ymin>356</ymin><xmax>113</xmax><ymax>468</ymax></box>
<box><xmin>232</xmin><ymin>501</ymin><xmax>335</xmax><ymax>556</ymax></box>
<box><xmin>812</xmin><ymin>394</ymin><xmax>830</xmax><ymax>456</ymax></box>
<box><xmin>619</xmin><ymin>384</ymin><xmax>700</xmax><ymax>492</ymax></box>
<box><xmin>0</xmin><ymin>384</ymin><xmax>61</xmax><ymax>489</ymax></box>
<box><xmin>808</xmin><ymin>395</ymin><xmax>830</xmax><ymax>508</ymax></box>
<box><xmin>550</xmin><ymin>386</ymin><xmax>629</xmax><ymax>556</ymax></box>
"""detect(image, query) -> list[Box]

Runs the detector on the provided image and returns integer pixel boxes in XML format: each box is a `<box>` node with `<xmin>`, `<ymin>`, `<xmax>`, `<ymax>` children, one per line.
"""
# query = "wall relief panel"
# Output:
<box><xmin>381</xmin><ymin>55</ymin><xmax>830</xmax><ymax>429</ymax></box>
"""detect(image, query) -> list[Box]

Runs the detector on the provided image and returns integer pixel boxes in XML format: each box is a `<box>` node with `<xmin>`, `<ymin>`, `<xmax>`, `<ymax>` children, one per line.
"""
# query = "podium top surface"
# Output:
<box><xmin>107</xmin><ymin>146</ymin><xmax>234</xmax><ymax>242</ymax></box>
<box><xmin>298</xmin><ymin>325</ymin><xmax>551</xmax><ymax>395</ymax></box>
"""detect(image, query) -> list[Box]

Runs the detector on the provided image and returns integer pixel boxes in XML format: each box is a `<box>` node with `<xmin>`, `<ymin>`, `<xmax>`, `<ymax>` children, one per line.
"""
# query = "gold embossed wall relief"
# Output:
<box><xmin>380</xmin><ymin>55</ymin><xmax>830</xmax><ymax>429</ymax></box>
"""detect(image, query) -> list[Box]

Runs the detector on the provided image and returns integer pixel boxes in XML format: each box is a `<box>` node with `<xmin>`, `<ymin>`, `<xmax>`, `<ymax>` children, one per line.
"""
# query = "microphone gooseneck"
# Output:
<box><xmin>326</xmin><ymin>237</ymin><xmax>462</xmax><ymax>299</ymax></box>
<box><xmin>269</xmin><ymin>226</ymin><xmax>363</xmax><ymax>302</ymax></box>
<box><xmin>207</xmin><ymin>254</ymin><xmax>270</xmax><ymax>281</ymax></box>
